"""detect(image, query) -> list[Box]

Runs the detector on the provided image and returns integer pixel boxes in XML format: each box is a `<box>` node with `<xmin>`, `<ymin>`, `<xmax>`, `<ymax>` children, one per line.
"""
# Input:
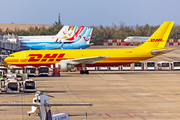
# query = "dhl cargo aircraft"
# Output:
<box><xmin>4</xmin><ymin>21</ymin><xmax>174</xmax><ymax>74</ymax></box>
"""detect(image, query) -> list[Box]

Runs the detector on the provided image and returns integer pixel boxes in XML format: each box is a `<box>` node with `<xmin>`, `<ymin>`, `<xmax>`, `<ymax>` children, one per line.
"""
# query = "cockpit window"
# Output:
<box><xmin>10</xmin><ymin>55</ymin><xmax>15</xmax><ymax>57</ymax></box>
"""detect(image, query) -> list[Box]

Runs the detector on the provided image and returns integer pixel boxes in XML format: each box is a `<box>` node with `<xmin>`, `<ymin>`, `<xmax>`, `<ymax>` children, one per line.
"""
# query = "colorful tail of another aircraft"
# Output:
<box><xmin>62</xmin><ymin>26</ymin><xmax>75</xmax><ymax>39</ymax></box>
<box><xmin>75</xmin><ymin>28</ymin><xmax>93</xmax><ymax>45</ymax></box>
<box><xmin>55</xmin><ymin>26</ymin><xmax>69</xmax><ymax>37</ymax></box>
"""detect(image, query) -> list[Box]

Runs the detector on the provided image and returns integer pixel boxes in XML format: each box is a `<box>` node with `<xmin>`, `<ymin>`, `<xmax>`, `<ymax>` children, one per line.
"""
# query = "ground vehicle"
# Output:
<box><xmin>0</xmin><ymin>66</ymin><xmax>10</xmax><ymax>77</ymax></box>
<box><xmin>132</xmin><ymin>62</ymin><xmax>144</xmax><ymax>70</ymax></box>
<box><xmin>0</xmin><ymin>70</ymin><xmax>4</xmax><ymax>79</ymax></box>
<box><xmin>121</xmin><ymin>64</ymin><xmax>131</xmax><ymax>71</ymax></box>
<box><xmin>145</xmin><ymin>61</ymin><xmax>156</xmax><ymax>70</ymax></box>
<box><xmin>24</xmin><ymin>66</ymin><xmax>36</xmax><ymax>76</ymax></box>
<box><xmin>38</xmin><ymin>66</ymin><xmax>50</xmax><ymax>76</ymax></box>
<box><xmin>109</xmin><ymin>66</ymin><xmax>120</xmax><ymax>71</ymax></box>
<box><xmin>98</xmin><ymin>66</ymin><xmax>109</xmax><ymax>71</ymax></box>
<box><xmin>52</xmin><ymin>113</ymin><xmax>71</xmax><ymax>120</ymax></box>
<box><xmin>157</xmin><ymin>61</ymin><xmax>170</xmax><ymax>70</ymax></box>
<box><xmin>11</xmin><ymin>66</ymin><xmax>23</xmax><ymax>77</ymax></box>
<box><xmin>86</xmin><ymin>67</ymin><xmax>96</xmax><ymax>71</ymax></box>
<box><xmin>5</xmin><ymin>73</ymin><xmax>20</xmax><ymax>93</ymax></box>
<box><xmin>0</xmin><ymin>80</ymin><xmax>1</xmax><ymax>93</ymax></box>
<box><xmin>171</xmin><ymin>61</ymin><xmax>180</xmax><ymax>70</ymax></box>
<box><xmin>0</xmin><ymin>70</ymin><xmax>3</xmax><ymax>93</ymax></box>
<box><xmin>23</xmin><ymin>79</ymin><xmax>36</xmax><ymax>92</ymax></box>
<box><xmin>70</xmin><ymin>68</ymin><xmax>77</xmax><ymax>72</ymax></box>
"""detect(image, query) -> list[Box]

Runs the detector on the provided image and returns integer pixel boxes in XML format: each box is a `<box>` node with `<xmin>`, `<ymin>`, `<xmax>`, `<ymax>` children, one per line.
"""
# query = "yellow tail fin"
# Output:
<box><xmin>137</xmin><ymin>21</ymin><xmax>174</xmax><ymax>49</ymax></box>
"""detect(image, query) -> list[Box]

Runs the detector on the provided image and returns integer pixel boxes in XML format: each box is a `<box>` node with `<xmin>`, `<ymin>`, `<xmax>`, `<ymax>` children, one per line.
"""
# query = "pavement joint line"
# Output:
<box><xmin>125</xmin><ymin>113</ymin><xmax>133</xmax><ymax>117</ymax></box>
<box><xmin>105</xmin><ymin>113</ymin><xmax>111</xmax><ymax>118</ymax></box>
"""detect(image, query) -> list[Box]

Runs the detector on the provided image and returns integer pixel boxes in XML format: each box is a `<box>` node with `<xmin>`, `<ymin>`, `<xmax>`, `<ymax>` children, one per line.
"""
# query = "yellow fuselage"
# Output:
<box><xmin>4</xmin><ymin>48</ymin><xmax>156</xmax><ymax>68</ymax></box>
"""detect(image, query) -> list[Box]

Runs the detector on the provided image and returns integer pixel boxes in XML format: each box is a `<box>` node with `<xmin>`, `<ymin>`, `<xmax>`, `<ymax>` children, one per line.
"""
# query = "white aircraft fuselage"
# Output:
<box><xmin>124</xmin><ymin>36</ymin><xmax>149</xmax><ymax>43</ymax></box>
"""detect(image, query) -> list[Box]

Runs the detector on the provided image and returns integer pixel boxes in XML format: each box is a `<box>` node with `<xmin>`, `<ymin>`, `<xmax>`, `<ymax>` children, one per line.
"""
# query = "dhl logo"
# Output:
<box><xmin>148</xmin><ymin>39</ymin><xmax>164</xmax><ymax>42</ymax></box>
<box><xmin>28</xmin><ymin>53</ymin><xmax>66</xmax><ymax>62</ymax></box>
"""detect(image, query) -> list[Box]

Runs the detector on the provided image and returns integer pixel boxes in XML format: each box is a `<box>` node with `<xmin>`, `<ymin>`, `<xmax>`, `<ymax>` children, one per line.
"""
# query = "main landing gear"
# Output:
<box><xmin>80</xmin><ymin>70</ymin><xmax>89</xmax><ymax>74</ymax></box>
<box><xmin>80</xmin><ymin>63</ymin><xmax>89</xmax><ymax>74</ymax></box>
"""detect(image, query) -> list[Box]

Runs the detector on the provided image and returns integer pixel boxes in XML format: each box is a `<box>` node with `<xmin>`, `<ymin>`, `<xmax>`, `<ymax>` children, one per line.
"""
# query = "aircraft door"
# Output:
<box><xmin>20</xmin><ymin>53</ymin><xmax>26</xmax><ymax>62</ymax></box>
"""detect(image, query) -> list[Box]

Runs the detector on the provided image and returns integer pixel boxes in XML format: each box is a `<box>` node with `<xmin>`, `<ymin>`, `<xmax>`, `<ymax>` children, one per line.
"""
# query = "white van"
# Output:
<box><xmin>157</xmin><ymin>61</ymin><xmax>170</xmax><ymax>70</ymax></box>
<box><xmin>121</xmin><ymin>64</ymin><xmax>131</xmax><ymax>71</ymax></box>
<box><xmin>171</xmin><ymin>61</ymin><xmax>180</xmax><ymax>70</ymax></box>
<box><xmin>132</xmin><ymin>62</ymin><xmax>144</xmax><ymax>71</ymax></box>
<box><xmin>145</xmin><ymin>61</ymin><xmax>156</xmax><ymax>70</ymax></box>
<box><xmin>98</xmin><ymin>66</ymin><xmax>109</xmax><ymax>71</ymax></box>
<box><xmin>52</xmin><ymin>113</ymin><xmax>71</xmax><ymax>120</ymax></box>
<box><xmin>86</xmin><ymin>67</ymin><xmax>96</xmax><ymax>71</ymax></box>
<box><xmin>109</xmin><ymin>66</ymin><xmax>120</xmax><ymax>71</ymax></box>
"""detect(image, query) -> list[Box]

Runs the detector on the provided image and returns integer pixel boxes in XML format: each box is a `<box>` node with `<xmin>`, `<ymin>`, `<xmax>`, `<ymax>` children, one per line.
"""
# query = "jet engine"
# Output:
<box><xmin>56</xmin><ymin>62</ymin><xmax>74</xmax><ymax>72</ymax></box>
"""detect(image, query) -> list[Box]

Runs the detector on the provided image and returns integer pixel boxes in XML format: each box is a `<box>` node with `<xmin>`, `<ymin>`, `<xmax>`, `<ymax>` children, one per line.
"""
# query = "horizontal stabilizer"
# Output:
<box><xmin>83</xmin><ymin>43</ymin><xmax>94</xmax><ymax>46</ymax></box>
<box><xmin>151</xmin><ymin>48</ymin><xmax>174</xmax><ymax>55</ymax></box>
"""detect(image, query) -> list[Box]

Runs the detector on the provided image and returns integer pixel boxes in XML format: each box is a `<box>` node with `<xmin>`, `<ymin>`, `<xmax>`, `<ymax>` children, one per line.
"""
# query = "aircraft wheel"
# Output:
<box><xmin>80</xmin><ymin>70</ymin><xmax>85</xmax><ymax>74</ymax></box>
<box><xmin>85</xmin><ymin>70</ymin><xmax>89</xmax><ymax>74</ymax></box>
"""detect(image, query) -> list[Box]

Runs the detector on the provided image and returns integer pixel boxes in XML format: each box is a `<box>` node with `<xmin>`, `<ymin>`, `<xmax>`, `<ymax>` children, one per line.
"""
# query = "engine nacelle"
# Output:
<box><xmin>56</xmin><ymin>62</ymin><xmax>74</xmax><ymax>72</ymax></box>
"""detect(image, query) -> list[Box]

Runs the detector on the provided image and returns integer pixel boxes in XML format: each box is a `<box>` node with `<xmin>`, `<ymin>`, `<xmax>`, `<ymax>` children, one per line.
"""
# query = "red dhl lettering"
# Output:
<box><xmin>149</xmin><ymin>39</ymin><xmax>163</xmax><ymax>42</ymax></box>
<box><xmin>28</xmin><ymin>53</ymin><xmax>66</xmax><ymax>62</ymax></box>
<box><xmin>28</xmin><ymin>54</ymin><xmax>42</xmax><ymax>62</ymax></box>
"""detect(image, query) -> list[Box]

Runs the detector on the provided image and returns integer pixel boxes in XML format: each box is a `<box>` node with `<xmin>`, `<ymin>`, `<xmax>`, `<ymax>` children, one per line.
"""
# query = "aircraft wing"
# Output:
<box><xmin>45</xmin><ymin>103</ymin><xmax>93</xmax><ymax>107</ymax></box>
<box><xmin>62</xmin><ymin>56</ymin><xmax>107</xmax><ymax>65</ymax></box>
<box><xmin>0</xmin><ymin>103</ymin><xmax>40</xmax><ymax>106</ymax></box>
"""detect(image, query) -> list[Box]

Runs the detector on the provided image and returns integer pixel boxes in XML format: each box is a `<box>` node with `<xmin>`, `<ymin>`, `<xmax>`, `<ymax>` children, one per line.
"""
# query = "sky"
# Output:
<box><xmin>0</xmin><ymin>0</ymin><xmax>180</xmax><ymax>27</ymax></box>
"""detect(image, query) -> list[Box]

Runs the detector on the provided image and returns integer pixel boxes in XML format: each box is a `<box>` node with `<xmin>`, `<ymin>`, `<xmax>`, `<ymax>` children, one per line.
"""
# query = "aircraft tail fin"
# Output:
<box><xmin>65</xmin><ymin>26</ymin><xmax>85</xmax><ymax>41</ymax></box>
<box><xmin>136</xmin><ymin>21</ymin><xmax>174</xmax><ymax>49</ymax></box>
<box><xmin>74</xmin><ymin>26</ymin><xmax>78</xmax><ymax>34</ymax></box>
<box><xmin>62</xmin><ymin>26</ymin><xmax>75</xmax><ymax>39</ymax></box>
<box><xmin>75</xmin><ymin>28</ymin><xmax>93</xmax><ymax>45</ymax></box>
<box><xmin>55</xmin><ymin>26</ymin><xmax>69</xmax><ymax>37</ymax></box>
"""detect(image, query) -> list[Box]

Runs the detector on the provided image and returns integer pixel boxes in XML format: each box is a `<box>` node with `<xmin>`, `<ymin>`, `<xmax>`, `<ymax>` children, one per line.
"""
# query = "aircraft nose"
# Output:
<box><xmin>4</xmin><ymin>58</ymin><xmax>8</xmax><ymax>63</ymax></box>
<box><xmin>124</xmin><ymin>39</ymin><xmax>128</xmax><ymax>42</ymax></box>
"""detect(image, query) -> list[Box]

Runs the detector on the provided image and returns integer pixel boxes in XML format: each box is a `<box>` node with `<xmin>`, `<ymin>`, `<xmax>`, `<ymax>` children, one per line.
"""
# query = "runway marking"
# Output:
<box><xmin>105</xmin><ymin>113</ymin><xmax>111</xmax><ymax>118</ymax></box>
<box><xmin>165</xmin><ymin>98</ymin><xmax>172</xmax><ymax>101</ymax></box>
<box><xmin>125</xmin><ymin>113</ymin><xmax>133</xmax><ymax>117</ymax></box>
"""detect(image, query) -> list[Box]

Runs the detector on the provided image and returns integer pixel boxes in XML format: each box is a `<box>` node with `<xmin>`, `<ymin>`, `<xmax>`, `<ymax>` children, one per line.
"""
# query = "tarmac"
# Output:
<box><xmin>1</xmin><ymin>46</ymin><xmax>180</xmax><ymax>120</ymax></box>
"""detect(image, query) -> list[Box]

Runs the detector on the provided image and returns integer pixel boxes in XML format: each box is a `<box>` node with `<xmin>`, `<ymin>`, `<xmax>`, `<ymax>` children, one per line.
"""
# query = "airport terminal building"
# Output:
<box><xmin>0</xmin><ymin>34</ymin><xmax>20</xmax><ymax>64</ymax></box>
